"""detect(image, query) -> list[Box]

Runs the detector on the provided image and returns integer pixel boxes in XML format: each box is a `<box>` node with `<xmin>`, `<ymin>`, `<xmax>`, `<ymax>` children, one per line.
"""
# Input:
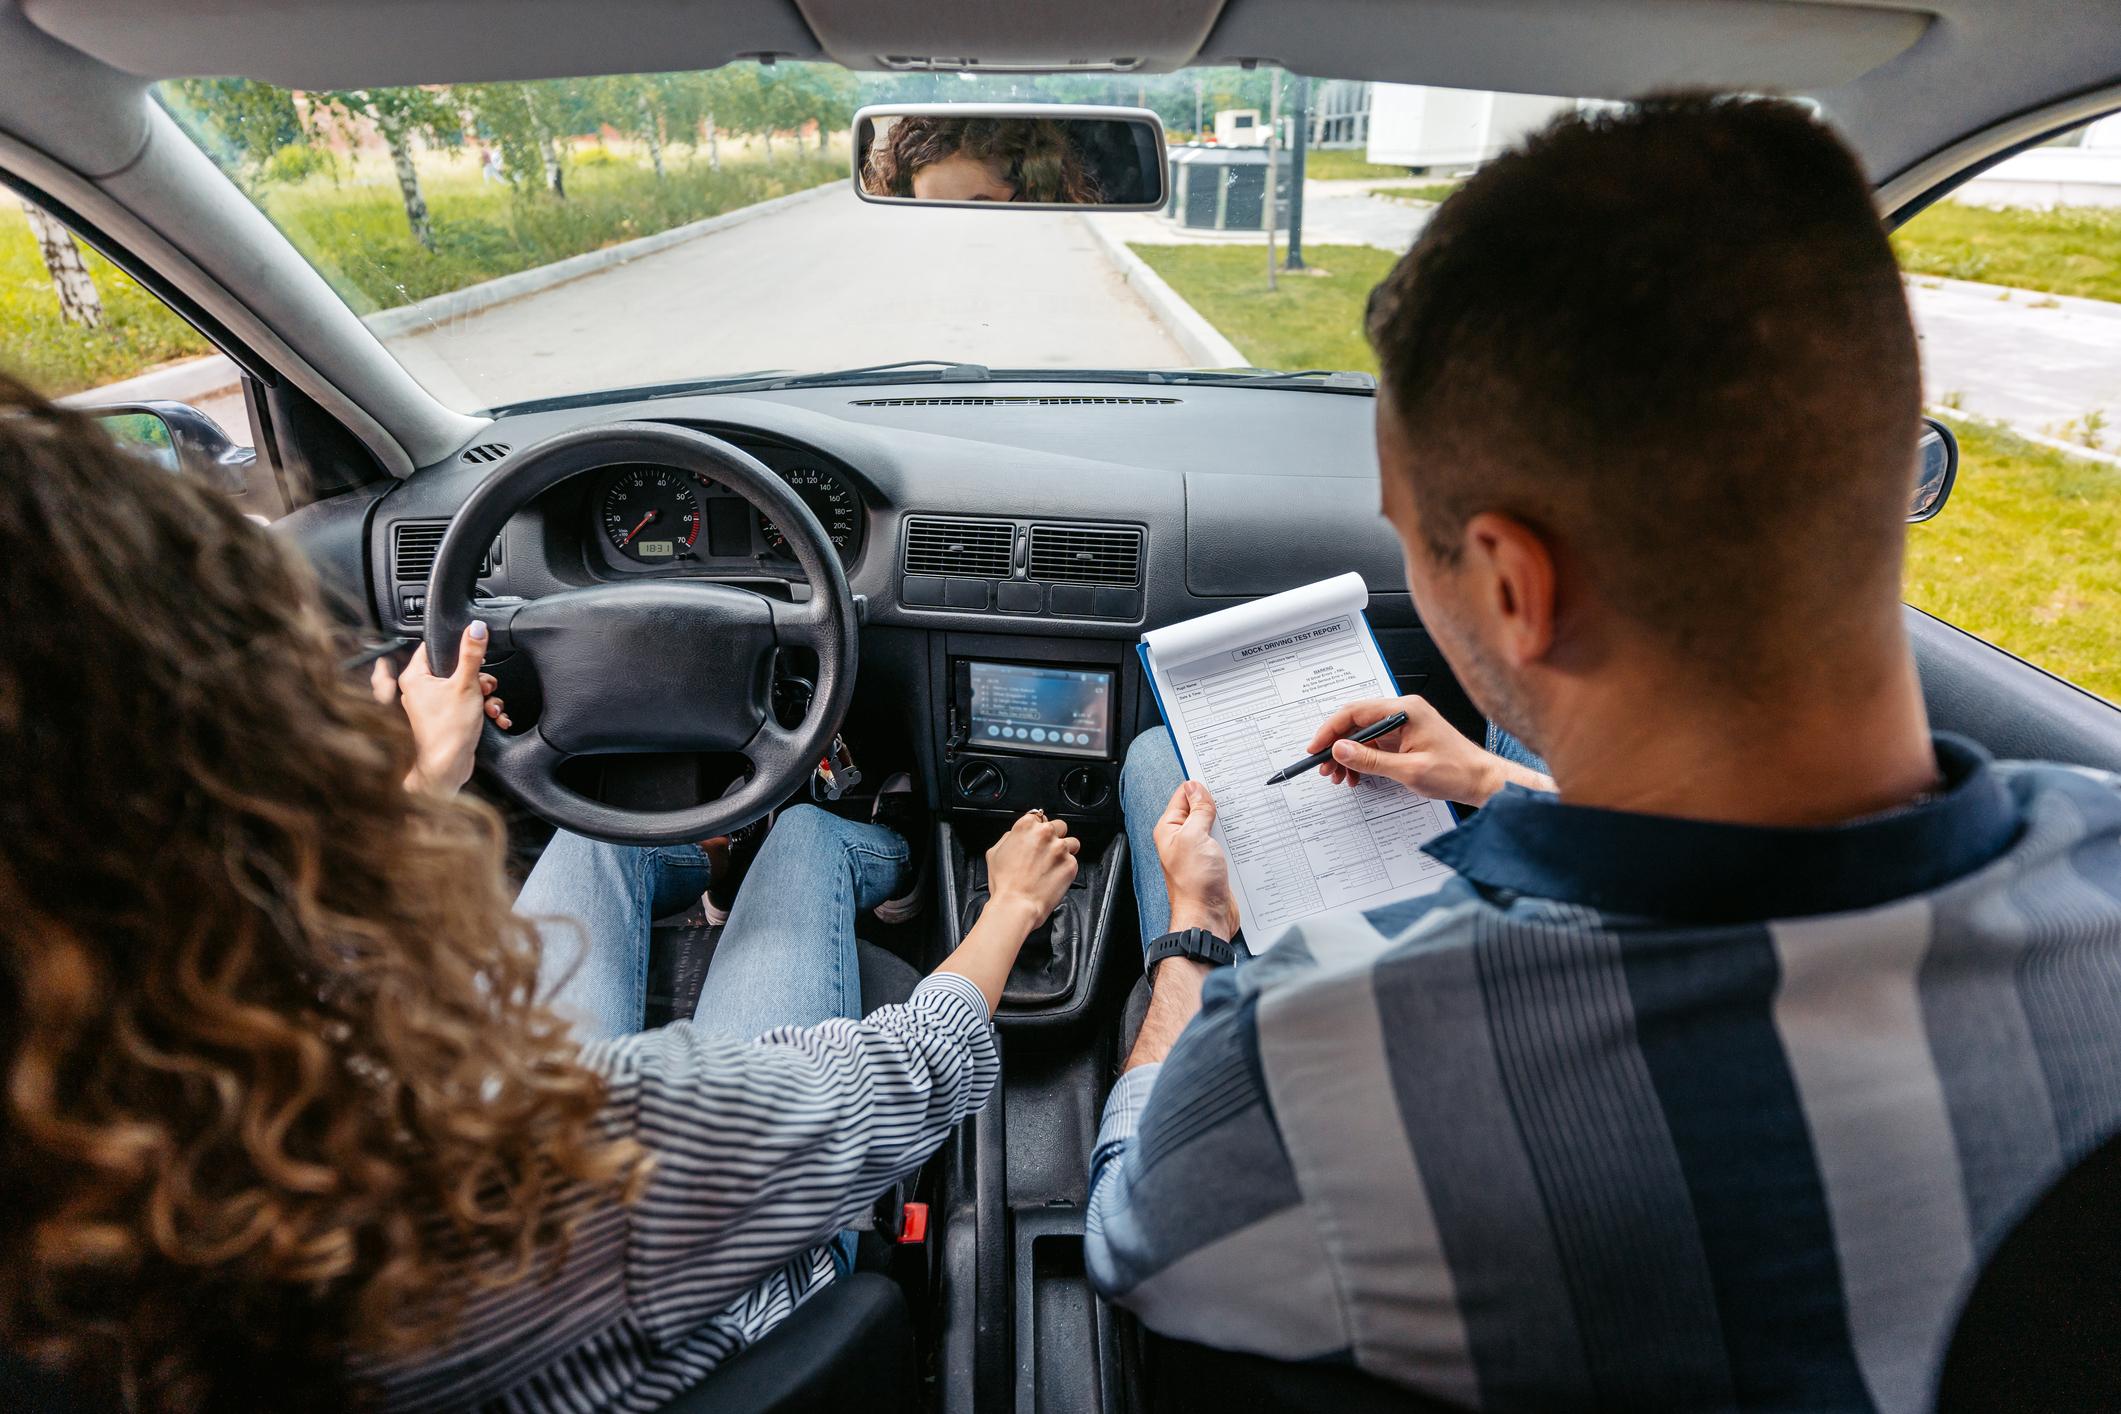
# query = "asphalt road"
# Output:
<box><xmin>384</xmin><ymin>186</ymin><xmax>1189</xmax><ymax>412</ymax></box>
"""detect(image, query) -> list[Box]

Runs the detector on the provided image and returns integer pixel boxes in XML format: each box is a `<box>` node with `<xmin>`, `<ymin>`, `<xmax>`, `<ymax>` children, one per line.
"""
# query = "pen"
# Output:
<box><xmin>1264</xmin><ymin>711</ymin><xmax>1410</xmax><ymax>785</ymax></box>
<box><xmin>340</xmin><ymin>636</ymin><xmax>418</xmax><ymax>672</ymax></box>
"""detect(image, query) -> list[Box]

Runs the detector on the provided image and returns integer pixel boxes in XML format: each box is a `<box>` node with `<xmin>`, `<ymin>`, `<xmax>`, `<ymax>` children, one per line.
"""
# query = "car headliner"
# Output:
<box><xmin>0</xmin><ymin>0</ymin><xmax>2116</xmax><ymax>474</ymax></box>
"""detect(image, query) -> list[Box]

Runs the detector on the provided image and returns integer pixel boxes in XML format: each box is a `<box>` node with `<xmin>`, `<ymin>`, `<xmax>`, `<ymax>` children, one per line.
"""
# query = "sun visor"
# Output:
<box><xmin>17</xmin><ymin>0</ymin><xmax>826</xmax><ymax>86</ymax></box>
<box><xmin>1202</xmin><ymin>0</ymin><xmax>1934</xmax><ymax>100</ymax></box>
<box><xmin>794</xmin><ymin>0</ymin><xmax>1228</xmax><ymax>73</ymax></box>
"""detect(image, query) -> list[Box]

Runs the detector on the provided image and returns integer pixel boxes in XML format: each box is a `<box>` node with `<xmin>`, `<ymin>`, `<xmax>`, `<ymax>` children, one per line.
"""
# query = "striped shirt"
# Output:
<box><xmin>1086</xmin><ymin>736</ymin><xmax>2121</xmax><ymax>1412</ymax></box>
<box><xmin>370</xmin><ymin>971</ymin><xmax>994</xmax><ymax>1412</ymax></box>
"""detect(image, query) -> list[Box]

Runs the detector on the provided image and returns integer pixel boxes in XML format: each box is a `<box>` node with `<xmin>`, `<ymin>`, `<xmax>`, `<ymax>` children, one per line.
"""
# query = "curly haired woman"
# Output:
<box><xmin>0</xmin><ymin>376</ymin><xmax>1078</xmax><ymax>1412</ymax></box>
<box><xmin>862</xmin><ymin>115</ymin><xmax>1105</xmax><ymax>203</ymax></box>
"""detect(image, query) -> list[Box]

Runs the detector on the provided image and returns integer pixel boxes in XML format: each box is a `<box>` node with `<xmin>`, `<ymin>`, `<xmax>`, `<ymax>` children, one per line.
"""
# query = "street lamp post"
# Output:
<box><xmin>1286</xmin><ymin>74</ymin><xmax>1310</xmax><ymax>271</ymax></box>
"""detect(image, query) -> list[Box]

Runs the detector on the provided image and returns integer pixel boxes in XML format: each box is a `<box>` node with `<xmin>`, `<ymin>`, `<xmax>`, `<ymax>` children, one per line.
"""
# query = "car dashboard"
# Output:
<box><xmin>282</xmin><ymin>380</ymin><xmax>1484</xmax><ymax>853</ymax></box>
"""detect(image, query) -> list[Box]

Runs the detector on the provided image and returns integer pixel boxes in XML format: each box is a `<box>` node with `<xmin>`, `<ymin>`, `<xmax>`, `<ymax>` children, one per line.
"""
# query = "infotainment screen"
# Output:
<box><xmin>966</xmin><ymin>661</ymin><xmax>1113</xmax><ymax>759</ymax></box>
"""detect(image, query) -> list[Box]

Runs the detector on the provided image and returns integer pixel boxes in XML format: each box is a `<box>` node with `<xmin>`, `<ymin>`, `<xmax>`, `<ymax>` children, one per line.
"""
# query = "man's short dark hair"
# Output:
<box><xmin>1366</xmin><ymin>94</ymin><xmax>1920</xmax><ymax>679</ymax></box>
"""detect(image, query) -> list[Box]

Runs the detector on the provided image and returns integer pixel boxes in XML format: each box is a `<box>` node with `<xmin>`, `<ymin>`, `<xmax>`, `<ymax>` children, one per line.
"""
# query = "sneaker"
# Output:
<box><xmin>870</xmin><ymin>772</ymin><xmax>928</xmax><ymax>925</ymax></box>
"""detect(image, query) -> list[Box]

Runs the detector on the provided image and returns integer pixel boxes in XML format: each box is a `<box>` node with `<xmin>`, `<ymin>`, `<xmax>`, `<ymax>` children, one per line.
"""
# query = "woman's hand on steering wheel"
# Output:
<box><xmin>374</xmin><ymin>620</ymin><xmax>509</xmax><ymax>797</ymax></box>
<box><xmin>984</xmin><ymin>810</ymin><xmax>1081</xmax><ymax>927</ymax></box>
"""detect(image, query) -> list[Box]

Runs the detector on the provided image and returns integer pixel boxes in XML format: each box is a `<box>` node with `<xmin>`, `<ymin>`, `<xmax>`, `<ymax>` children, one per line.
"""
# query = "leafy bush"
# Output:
<box><xmin>260</xmin><ymin>142</ymin><xmax>337</xmax><ymax>186</ymax></box>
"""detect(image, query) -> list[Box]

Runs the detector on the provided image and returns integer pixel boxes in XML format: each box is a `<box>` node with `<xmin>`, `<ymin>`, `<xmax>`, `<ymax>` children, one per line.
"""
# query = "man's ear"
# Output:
<box><xmin>1460</xmin><ymin>511</ymin><xmax>1558</xmax><ymax>666</ymax></box>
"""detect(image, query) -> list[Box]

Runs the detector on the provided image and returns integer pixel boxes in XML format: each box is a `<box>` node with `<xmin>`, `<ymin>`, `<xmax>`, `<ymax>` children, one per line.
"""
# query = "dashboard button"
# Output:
<box><xmin>1094</xmin><ymin>586</ymin><xmax>1144</xmax><ymax>620</ymax></box>
<box><xmin>996</xmin><ymin>580</ymin><xmax>1044</xmax><ymax>614</ymax></box>
<box><xmin>1048</xmin><ymin>583</ymin><xmax>1097</xmax><ymax>617</ymax></box>
<box><xmin>902</xmin><ymin>574</ymin><xmax>946</xmax><ymax>607</ymax></box>
<box><xmin>943</xmin><ymin>577</ymin><xmax>993</xmax><ymax>610</ymax></box>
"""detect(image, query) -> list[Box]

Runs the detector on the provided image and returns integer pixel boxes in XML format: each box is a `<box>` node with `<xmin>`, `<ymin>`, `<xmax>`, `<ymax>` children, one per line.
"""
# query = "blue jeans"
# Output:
<box><xmin>1120</xmin><ymin>728</ymin><xmax>1193</xmax><ymax>959</ymax></box>
<box><xmin>518</xmin><ymin>804</ymin><xmax>909</xmax><ymax>1044</ymax></box>
<box><xmin>518</xmin><ymin>806</ymin><xmax>908</xmax><ymax>1277</ymax></box>
<box><xmin>1120</xmin><ymin>724</ymin><xmax>1548</xmax><ymax>959</ymax></box>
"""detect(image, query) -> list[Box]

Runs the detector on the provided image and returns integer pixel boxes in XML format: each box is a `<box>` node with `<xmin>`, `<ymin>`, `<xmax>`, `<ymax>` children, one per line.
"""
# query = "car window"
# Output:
<box><xmin>1894</xmin><ymin>112</ymin><xmax>2121</xmax><ymax>704</ymax></box>
<box><xmin>2</xmin><ymin>195</ymin><xmax>251</xmax><ymax>440</ymax></box>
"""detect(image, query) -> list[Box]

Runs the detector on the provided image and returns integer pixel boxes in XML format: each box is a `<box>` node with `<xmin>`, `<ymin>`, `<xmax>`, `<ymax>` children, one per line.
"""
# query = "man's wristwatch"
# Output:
<box><xmin>1144</xmin><ymin>927</ymin><xmax>1237</xmax><ymax>978</ymax></box>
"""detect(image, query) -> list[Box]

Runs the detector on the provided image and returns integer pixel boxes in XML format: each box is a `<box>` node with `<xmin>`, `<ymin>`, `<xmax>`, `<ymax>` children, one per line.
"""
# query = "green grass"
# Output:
<box><xmin>0</xmin><ymin>223</ymin><xmax>212</xmax><ymax>396</ymax></box>
<box><xmin>1302</xmin><ymin>150</ymin><xmax>1415</xmax><ymax>181</ymax></box>
<box><xmin>1904</xmin><ymin>417</ymin><xmax>2121</xmax><ymax>702</ymax></box>
<box><xmin>1139</xmin><ymin>240</ymin><xmax>2121</xmax><ymax>703</ymax></box>
<box><xmin>2</xmin><ymin>145</ymin><xmax>841</xmax><ymax>395</ymax></box>
<box><xmin>1133</xmin><ymin>242</ymin><xmax>1396</xmax><ymax>373</ymax></box>
<box><xmin>253</xmin><ymin>150</ymin><xmax>842</xmax><ymax>314</ymax></box>
<box><xmin>1893</xmin><ymin>201</ymin><xmax>2121</xmax><ymax>303</ymax></box>
<box><xmin>1369</xmin><ymin>182</ymin><xmax>1461</xmax><ymax>205</ymax></box>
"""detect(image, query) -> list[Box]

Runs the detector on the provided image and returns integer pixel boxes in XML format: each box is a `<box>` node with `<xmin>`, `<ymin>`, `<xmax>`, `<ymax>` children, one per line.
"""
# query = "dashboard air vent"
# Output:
<box><xmin>461</xmin><ymin>441</ymin><xmax>510</xmax><ymax>464</ymax></box>
<box><xmin>849</xmin><ymin>395</ymin><xmax>1178</xmax><ymax>408</ymax></box>
<box><xmin>393</xmin><ymin>523</ymin><xmax>445</xmax><ymax>582</ymax></box>
<box><xmin>904</xmin><ymin>517</ymin><xmax>1013</xmax><ymax>578</ymax></box>
<box><xmin>393</xmin><ymin>522</ymin><xmax>492</xmax><ymax>582</ymax></box>
<box><xmin>1029</xmin><ymin>524</ymin><xmax>1142</xmax><ymax>587</ymax></box>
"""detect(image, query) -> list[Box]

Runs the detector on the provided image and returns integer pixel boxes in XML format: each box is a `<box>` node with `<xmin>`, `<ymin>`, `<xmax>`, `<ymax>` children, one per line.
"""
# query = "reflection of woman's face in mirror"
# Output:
<box><xmin>910</xmin><ymin>151</ymin><xmax>1018</xmax><ymax>202</ymax></box>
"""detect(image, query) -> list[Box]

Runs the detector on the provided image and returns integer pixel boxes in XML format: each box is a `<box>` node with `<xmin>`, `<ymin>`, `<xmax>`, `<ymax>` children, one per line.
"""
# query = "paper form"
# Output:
<box><xmin>1141</xmin><ymin>573</ymin><xmax>1459</xmax><ymax>946</ymax></box>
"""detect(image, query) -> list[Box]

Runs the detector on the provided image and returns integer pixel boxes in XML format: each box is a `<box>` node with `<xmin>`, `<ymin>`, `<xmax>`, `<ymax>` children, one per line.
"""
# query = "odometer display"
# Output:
<box><xmin>602</xmin><ymin>467</ymin><xmax>702</xmax><ymax>562</ymax></box>
<box><xmin>760</xmin><ymin>465</ymin><xmax>860</xmax><ymax>559</ymax></box>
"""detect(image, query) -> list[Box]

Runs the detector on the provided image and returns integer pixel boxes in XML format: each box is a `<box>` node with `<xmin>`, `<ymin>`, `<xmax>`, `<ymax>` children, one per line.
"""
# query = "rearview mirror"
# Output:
<box><xmin>90</xmin><ymin>400</ymin><xmax>253</xmax><ymax>497</ymax></box>
<box><xmin>1910</xmin><ymin>418</ymin><xmax>1959</xmax><ymax>523</ymax></box>
<box><xmin>853</xmin><ymin>104</ymin><xmax>1167</xmax><ymax>211</ymax></box>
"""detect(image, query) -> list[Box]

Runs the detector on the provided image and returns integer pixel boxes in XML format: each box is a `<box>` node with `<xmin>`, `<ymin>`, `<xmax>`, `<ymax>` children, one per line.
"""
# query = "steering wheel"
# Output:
<box><xmin>423</xmin><ymin>422</ymin><xmax>858</xmax><ymax>846</ymax></box>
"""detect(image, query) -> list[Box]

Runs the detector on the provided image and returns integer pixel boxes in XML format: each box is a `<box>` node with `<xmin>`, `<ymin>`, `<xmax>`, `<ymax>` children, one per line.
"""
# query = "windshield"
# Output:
<box><xmin>156</xmin><ymin>68</ymin><xmax>1596</xmax><ymax>412</ymax></box>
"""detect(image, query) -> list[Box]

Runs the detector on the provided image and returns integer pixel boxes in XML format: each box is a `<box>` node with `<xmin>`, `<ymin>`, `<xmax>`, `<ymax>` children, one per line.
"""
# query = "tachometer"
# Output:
<box><xmin>760</xmin><ymin>465</ymin><xmax>860</xmax><ymax>558</ymax></box>
<box><xmin>602</xmin><ymin>466</ymin><xmax>701</xmax><ymax>563</ymax></box>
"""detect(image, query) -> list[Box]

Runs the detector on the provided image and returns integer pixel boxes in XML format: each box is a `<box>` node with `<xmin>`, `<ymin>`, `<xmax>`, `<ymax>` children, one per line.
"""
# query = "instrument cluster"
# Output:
<box><xmin>586</xmin><ymin>445</ymin><xmax>864</xmax><ymax>575</ymax></box>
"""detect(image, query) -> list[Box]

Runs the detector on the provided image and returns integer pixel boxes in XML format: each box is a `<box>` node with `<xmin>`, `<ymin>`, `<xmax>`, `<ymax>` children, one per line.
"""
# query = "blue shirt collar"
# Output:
<box><xmin>1423</xmin><ymin>734</ymin><xmax>2020</xmax><ymax>924</ymax></box>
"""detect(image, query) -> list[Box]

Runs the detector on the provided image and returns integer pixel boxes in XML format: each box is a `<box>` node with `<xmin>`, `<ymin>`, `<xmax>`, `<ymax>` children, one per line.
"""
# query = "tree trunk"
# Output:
<box><xmin>540</xmin><ymin>132</ymin><xmax>565</xmax><ymax>197</ymax></box>
<box><xmin>706</xmin><ymin>112</ymin><xmax>719</xmax><ymax>170</ymax></box>
<box><xmin>19</xmin><ymin>198</ymin><xmax>102</xmax><ymax>328</ymax></box>
<box><xmin>371</xmin><ymin>108</ymin><xmax>435</xmax><ymax>252</ymax></box>
<box><xmin>637</xmin><ymin>93</ymin><xmax>665</xmax><ymax>179</ymax></box>
<box><xmin>817</xmin><ymin>121</ymin><xmax>829</xmax><ymax>153</ymax></box>
<box><xmin>761</xmin><ymin>128</ymin><xmax>774</xmax><ymax>160</ymax></box>
<box><xmin>524</xmin><ymin>91</ymin><xmax>566</xmax><ymax>198</ymax></box>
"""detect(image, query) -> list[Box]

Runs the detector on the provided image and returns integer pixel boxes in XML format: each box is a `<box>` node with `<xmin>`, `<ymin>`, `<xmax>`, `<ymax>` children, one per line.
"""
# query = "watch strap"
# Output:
<box><xmin>1145</xmin><ymin>927</ymin><xmax>1237</xmax><ymax>975</ymax></box>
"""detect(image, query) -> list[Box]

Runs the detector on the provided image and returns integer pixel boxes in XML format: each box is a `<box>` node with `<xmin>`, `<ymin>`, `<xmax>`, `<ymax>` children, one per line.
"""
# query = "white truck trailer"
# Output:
<box><xmin>1365</xmin><ymin>84</ymin><xmax>1577</xmax><ymax>171</ymax></box>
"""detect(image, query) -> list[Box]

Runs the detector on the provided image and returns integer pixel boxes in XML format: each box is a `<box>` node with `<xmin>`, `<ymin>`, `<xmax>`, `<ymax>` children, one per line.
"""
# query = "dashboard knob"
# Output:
<box><xmin>955</xmin><ymin>758</ymin><xmax>1007</xmax><ymax>803</ymax></box>
<box><xmin>1060</xmin><ymin>765</ymin><xmax>1110</xmax><ymax>811</ymax></box>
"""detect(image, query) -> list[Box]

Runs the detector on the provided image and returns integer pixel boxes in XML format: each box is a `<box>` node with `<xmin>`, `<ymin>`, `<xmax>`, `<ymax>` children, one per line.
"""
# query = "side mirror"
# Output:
<box><xmin>853</xmin><ymin>104</ymin><xmax>1168</xmax><ymax>211</ymax></box>
<box><xmin>1910</xmin><ymin>418</ymin><xmax>1959</xmax><ymax>523</ymax></box>
<box><xmin>89</xmin><ymin>400</ymin><xmax>252</xmax><ymax>496</ymax></box>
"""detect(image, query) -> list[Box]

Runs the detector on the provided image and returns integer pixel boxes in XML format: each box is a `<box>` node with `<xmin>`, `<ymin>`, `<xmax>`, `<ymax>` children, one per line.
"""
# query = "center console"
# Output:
<box><xmin>922</xmin><ymin>630</ymin><xmax>1141</xmax><ymax>1025</ymax></box>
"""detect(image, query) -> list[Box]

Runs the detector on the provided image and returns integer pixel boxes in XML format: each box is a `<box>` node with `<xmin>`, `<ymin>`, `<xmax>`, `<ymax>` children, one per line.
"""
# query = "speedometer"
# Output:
<box><xmin>602</xmin><ymin>466</ymin><xmax>701</xmax><ymax>563</ymax></box>
<box><xmin>760</xmin><ymin>465</ymin><xmax>861</xmax><ymax>558</ymax></box>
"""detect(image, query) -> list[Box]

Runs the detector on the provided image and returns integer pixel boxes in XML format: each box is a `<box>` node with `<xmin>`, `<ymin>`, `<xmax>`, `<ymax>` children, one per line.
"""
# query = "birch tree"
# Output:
<box><xmin>18</xmin><ymin>199</ymin><xmax>102</xmax><ymax>328</ymax></box>
<box><xmin>311</xmin><ymin>86</ymin><xmax>458</xmax><ymax>250</ymax></box>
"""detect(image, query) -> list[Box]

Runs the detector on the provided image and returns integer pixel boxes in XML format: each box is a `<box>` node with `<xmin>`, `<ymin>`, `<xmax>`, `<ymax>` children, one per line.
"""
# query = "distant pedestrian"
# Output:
<box><xmin>480</xmin><ymin>146</ymin><xmax>502</xmax><ymax>183</ymax></box>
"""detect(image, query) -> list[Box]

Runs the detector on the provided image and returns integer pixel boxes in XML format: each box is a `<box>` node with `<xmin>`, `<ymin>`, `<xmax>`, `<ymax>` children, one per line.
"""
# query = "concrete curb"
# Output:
<box><xmin>64</xmin><ymin>181</ymin><xmax>840</xmax><ymax>409</ymax></box>
<box><xmin>1078</xmin><ymin>214</ymin><xmax>1250</xmax><ymax>369</ymax></box>
<box><xmin>60</xmin><ymin>353</ymin><xmax>239</xmax><ymax>408</ymax></box>
<box><xmin>364</xmin><ymin>181</ymin><xmax>836</xmax><ymax>338</ymax></box>
<box><xmin>1928</xmin><ymin>403</ymin><xmax>2121</xmax><ymax>470</ymax></box>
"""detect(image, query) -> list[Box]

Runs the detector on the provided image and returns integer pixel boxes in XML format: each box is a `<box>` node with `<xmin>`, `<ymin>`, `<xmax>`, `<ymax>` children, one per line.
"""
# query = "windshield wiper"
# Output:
<box><xmin>667</xmin><ymin>360</ymin><xmax>993</xmax><ymax>397</ymax></box>
<box><xmin>754</xmin><ymin>360</ymin><xmax>991</xmax><ymax>390</ymax></box>
<box><xmin>484</xmin><ymin>362</ymin><xmax>1368</xmax><ymax>417</ymax></box>
<box><xmin>486</xmin><ymin>361</ymin><xmax>991</xmax><ymax>414</ymax></box>
<box><xmin>1160</xmin><ymin>368</ymin><xmax>1376</xmax><ymax>391</ymax></box>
